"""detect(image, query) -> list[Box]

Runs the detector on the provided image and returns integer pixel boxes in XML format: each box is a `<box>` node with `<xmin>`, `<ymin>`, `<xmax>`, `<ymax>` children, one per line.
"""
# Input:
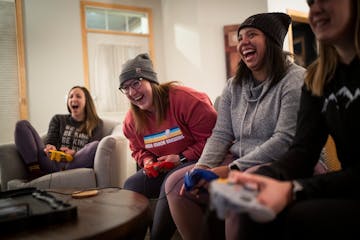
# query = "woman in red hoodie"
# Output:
<box><xmin>119</xmin><ymin>53</ymin><xmax>217</xmax><ymax>239</ymax></box>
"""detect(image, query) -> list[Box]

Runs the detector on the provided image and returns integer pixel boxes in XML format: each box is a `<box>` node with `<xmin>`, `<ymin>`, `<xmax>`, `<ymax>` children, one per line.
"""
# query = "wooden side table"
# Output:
<box><xmin>3</xmin><ymin>188</ymin><xmax>150</xmax><ymax>239</ymax></box>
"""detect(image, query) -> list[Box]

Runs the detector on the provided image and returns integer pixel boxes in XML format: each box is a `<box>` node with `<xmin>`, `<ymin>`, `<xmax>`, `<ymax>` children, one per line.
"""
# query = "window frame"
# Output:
<box><xmin>80</xmin><ymin>1</ymin><xmax>154</xmax><ymax>89</ymax></box>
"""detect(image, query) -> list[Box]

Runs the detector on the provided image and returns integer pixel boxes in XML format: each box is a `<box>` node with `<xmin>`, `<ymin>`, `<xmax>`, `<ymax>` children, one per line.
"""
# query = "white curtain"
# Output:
<box><xmin>87</xmin><ymin>33</ymin><xmax>149</xmax><ymax>119</ymax></box>
<box><xmin>93</xmin><ymin>44</ymin><xmax>141</xmax><ymax>113</ymax></box>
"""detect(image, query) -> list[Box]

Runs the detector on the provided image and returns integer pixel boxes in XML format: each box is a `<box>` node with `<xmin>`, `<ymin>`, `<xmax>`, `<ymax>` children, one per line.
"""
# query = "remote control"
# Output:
<box><xmin>143</xmin><ymin>161</ymin><xmax>176</xmax><ymax>178</ymax></box>
<box><xmin>48</xmin><ymin>150</ymin><xmax>73</xmax><ymax>162</ymax></box>
<box><xmin>209</xmin><ymin>179</ymin><xmax>276</xmax><ymax>222</ymax></box>
<box><xmin>184</xmin><ymin>168</ymin><xmax>219</xmax><ymax>191</ymax></box>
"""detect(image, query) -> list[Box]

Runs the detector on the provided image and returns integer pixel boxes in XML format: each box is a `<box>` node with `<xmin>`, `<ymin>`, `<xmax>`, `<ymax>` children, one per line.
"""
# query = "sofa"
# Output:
<box><xmin>0</xmin><ymin>118</ymin><xmax>136</xmax><ymax>191</ymax></box>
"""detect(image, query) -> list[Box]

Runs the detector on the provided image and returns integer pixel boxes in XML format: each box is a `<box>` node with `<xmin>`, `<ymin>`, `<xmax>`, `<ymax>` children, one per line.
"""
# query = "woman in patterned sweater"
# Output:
<box><xmin>15</xmin><ymin>86</ymin><xmax>103</xmax><ymax>179</ymax></box>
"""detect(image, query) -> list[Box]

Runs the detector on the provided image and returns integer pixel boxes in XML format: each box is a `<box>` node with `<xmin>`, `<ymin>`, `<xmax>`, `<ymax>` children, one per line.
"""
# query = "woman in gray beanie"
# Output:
<box><xmin>119</xmin><ymin>53</ymin><xmax>217</xmax><ymax>239</ymax></box>
<box><xmin>165</xmin><ymin>12</ymin><xmax>306</xmax><ymax>240</ymax></box>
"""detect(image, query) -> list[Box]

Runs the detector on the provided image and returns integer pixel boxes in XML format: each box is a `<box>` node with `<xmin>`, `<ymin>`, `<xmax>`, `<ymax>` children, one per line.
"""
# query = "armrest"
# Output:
<box><xmin>0</xmin><ymin>143</ymin><xmax>28</xmax><ymax>191</ymax></box>
<box><xmin>93</xmin><ymin>135</ymin><xmax>134</xmax><ymax>188</ymax></box>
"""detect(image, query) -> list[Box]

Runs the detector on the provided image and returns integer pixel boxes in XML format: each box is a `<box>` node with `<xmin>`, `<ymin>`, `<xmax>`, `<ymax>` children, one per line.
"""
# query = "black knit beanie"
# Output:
<box><xmin>237</xmin><ymin>12</ymin><xmax>291</xmax><ymax>48</ymax></box>
<box><xmin>119</xmin><ymin>53</ymin><xmax>158</xmax><ymax>87</ymax></box>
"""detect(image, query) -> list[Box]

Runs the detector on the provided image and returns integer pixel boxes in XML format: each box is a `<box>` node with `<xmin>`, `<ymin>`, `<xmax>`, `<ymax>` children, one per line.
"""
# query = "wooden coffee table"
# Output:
<box><xmin>2</xmin><ymin>188</ymin><xmax>150</xmax><ymax>239</ymax></box>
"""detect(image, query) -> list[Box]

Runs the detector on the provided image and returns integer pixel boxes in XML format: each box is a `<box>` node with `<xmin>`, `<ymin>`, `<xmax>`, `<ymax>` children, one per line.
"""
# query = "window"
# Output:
<box><xmin>85</xmin><ymin>7</ymin><xmax>149</xmax><ymax>34</ymax></box>
<box><xmin>0</xmin><ymin>0</ymin><xmax>27</xmax><ymax>144</ymax></box>
<box><xmin>80</xmin><ymin>1</ymin><xmax>154</xmax><ymax>120</ymax></box>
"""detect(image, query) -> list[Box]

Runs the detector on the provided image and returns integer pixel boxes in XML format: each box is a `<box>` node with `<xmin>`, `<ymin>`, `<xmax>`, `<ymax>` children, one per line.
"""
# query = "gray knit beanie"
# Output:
<box><xmin>119</xmin><ymin>53</ymin><xmax>158</xmax><ymax>87</ymax></box>
<box><xmin>237</xmin><ymin>12</ymin><xmax>291</xmax><ymax>48</ymax></box>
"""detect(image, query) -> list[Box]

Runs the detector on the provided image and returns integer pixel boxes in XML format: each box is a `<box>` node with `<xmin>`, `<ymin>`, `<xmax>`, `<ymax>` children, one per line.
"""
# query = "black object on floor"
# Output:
<box><xmin>0</xmin><ymin>187</ymin><xmax>77</xmax><ymax>232</ymax></box>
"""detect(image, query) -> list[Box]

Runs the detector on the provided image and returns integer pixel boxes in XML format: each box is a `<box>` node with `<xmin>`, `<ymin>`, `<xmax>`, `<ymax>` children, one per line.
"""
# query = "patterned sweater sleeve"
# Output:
<box><xmin>45</xmin><ymin>115</ymin><xmax>63</xmax><ymax>148</ymax></box>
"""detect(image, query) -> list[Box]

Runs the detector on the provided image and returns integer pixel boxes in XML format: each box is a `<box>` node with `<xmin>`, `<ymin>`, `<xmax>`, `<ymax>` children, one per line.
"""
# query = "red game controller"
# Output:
<box><xmin>143</xmin><ymin>161</ymin><xmax>176</xmax><ymax>178</ymax></box>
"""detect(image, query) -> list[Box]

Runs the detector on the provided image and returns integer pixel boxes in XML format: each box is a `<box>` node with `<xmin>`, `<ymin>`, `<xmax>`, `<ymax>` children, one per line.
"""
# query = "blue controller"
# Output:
<box><xmin>184</xmin><ymin>168</ymin><xmax>219</xmax><ymax>191</ymax></box>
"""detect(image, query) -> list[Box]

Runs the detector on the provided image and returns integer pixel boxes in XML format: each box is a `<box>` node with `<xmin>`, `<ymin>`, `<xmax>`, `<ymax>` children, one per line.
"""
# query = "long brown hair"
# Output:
<box><xmin>305</xmin><ymin>0</ymin><xmax>360</xmax><ymax>96</ymax></box>
<box><xmin>131</xmin><ymin>81</ymin><xmax>178</xmax><ymax>133</ymax></box>
<box><xmin>67</xmin><ymin>86</ymin><xmax>101</xmax><ymax>137</ymax></box>
<box><xmin>234</xmin><ymin>37</ymin><xmax>291</xmax><ymax>87</ymax></box>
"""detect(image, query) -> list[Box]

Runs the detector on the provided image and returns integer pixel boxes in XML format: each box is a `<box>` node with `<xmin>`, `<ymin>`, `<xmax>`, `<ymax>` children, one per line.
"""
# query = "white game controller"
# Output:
<box><xmin>209</xmin><ymin>179</ymin><xmax>276</xmax><ymax>223</ymax></box>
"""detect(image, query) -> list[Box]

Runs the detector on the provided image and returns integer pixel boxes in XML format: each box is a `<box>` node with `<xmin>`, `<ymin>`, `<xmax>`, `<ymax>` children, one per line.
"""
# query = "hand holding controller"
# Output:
<box><xmin>209</xmin><ymin>179</ymin><xmax>276</xmax><ymax>223</ymax></box>
<box><xmin>47</xmin><ymin>150</ymin><xmax>73</xmax><ymax>162</ymax></box>
<box><xmin>143</xmin><ymin>161</ymin><xmax>176</xmax><ymax>178</ymax></box>
<box><xmin>184</xmin><ymin>168</ymin><xmax>219</xmax><ymax>191</ymax></box>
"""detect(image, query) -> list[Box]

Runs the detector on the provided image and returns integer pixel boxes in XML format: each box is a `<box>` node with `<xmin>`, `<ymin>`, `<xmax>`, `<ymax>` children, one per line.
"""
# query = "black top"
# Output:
<box><xmin>256</xmin><ymin>57</ymin><xmax>360</xmax><ymax>200</ymax></box>
<box><xmin>45</xmin><ymin>114</ymin><xmax>103</xmax><ymax>152</ymax></box>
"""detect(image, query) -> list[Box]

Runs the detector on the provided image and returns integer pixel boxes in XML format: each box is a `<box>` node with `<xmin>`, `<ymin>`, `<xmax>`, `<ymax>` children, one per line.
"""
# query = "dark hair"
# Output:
<box><xmin>67</xmin><ymin>86</ymin><xmax>101</xmax><ymax>137</ymax></box>
<box><xmin>130</xmin><ymin>81</ymin><xmax>178</xmax><ymax>133</ymax></box>
<box><xmin>233</xmin><ymin>37</ymin><xmax>291</xmax><ymax>87</ymax></box>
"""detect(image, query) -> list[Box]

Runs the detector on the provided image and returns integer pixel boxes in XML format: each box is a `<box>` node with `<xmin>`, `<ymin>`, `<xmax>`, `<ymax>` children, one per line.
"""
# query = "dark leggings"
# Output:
<box><xmin>226</xmin><ymin>199</ymin><xmax>360</xmax><ymax>240</ymax></box>
<box><xmin>14</xmin><ymin>120</ymin><xmax>99</xmax><ymax>175</ymax></box>
<box><xmin>165</xmin><ymin>154</ymin><xmax>239</xmax><ymax>240</ymax></box>
<box><xmin>123</xmin><ymin>161</ymin><xmax>193</xmax><ymax>240</ymax></box>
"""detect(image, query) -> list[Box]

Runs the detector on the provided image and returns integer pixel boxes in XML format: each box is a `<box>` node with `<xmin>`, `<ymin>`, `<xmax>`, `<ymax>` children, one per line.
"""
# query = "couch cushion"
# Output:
<box><xmin>102</xmin><ymin>119</ymin><xmax>120</xmax><ymax>137</ymax></box>
<box><xmin>7</xmin><ymin>168</ymin><xmax>97</xmax><ymax>190</ymax></box>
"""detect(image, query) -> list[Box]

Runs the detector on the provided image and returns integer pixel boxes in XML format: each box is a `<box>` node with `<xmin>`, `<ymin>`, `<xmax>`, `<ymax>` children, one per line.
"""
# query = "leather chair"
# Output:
<box><xmin>0</xmin><ymin>118</ymin><xmax>136</xmax><ymax>191</ymax></box>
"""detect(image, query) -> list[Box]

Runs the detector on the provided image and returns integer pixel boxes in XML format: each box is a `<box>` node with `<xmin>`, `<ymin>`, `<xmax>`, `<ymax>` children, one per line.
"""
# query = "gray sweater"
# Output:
<box><xmin>196</xmin><ymin>62</ymin><xmax>305</xmax><ymax>171</ymax></box>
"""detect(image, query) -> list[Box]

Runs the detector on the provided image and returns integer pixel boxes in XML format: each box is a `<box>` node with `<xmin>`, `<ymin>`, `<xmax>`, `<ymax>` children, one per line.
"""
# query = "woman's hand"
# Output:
<box><xmin>179</xmin><ymin>165</ymin><xmax>214</xmax><ymax>196</ymax></box>
<box><xmin>143</xmin><ymin>157</ymin><xmax>154</xmax><ymax>168</ymax></box>
<box><xmin>59</xmin><ymin>147</ymin><xmax>76</xmax><ymax>156</ymax></box>
<box><xmin>43</xmin><ymin>144</ymin><xmax>56</xmax><ymax>153</ymax></box>
<box><xmin>181</xmin><ymin>166</ymin><xmax>229</xmax><ymax>195</ymax></box>
<box><xmin>211</xmin><ymin>165</ymin><xmax>230</xmax><ymax>178</ymax></box>
<box><xmin>228</xmin><ymin>170</ymin><xmax>293</xmax><ymax>214</ymax></box>
<box><xmin>157</xmin><ymin>154</ymin><xmax>182</xmax><ymax>165</ymax></box>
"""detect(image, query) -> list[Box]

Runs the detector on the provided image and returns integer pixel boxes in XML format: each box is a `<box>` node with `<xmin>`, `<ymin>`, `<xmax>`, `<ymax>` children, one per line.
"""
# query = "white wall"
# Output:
<box><xmin>161</xmin><ymin>0</ymin><xmax>267</xmax><ymax>103</ymax></box>
<box><xmin>22</xmin><ymin>0</ymin><xmax>164</xmax><ymax>134</ymax></box>
<box><xmin>23</xmin><ymin>0</ymin><xmax>84</xmax><ymax>134</ymax></box>
<box><xmin>8</xmin><ymin>0</ymin><xmax>310</xmax><ymax>142</ymax></box>
<box><xmin>267</xmin><ymin>0</ymin><xmax>309</xmax><ymax>13</ymax></box>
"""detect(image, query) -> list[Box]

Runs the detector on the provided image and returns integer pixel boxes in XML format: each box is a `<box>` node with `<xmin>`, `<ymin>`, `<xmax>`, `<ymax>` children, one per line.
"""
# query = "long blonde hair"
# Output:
<box><xmin>305</xmin><ymin>0</ymin><xmax>360</xmax><ymax>96</ymax></box>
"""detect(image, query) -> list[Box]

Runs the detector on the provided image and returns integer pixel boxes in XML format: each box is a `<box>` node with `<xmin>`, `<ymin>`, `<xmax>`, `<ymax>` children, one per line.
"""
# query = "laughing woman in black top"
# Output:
<box><xmin>15</xmin><ymin>86</ymin><xmax>103</xmax><ymax>179</ymax></box>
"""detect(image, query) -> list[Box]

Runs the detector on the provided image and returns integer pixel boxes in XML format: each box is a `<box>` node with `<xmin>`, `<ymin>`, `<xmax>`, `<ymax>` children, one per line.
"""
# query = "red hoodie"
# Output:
<box><xmin>123</xmin><ymin>85</ymin><xmax>217</xmax><ymax>167</ymax></box>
